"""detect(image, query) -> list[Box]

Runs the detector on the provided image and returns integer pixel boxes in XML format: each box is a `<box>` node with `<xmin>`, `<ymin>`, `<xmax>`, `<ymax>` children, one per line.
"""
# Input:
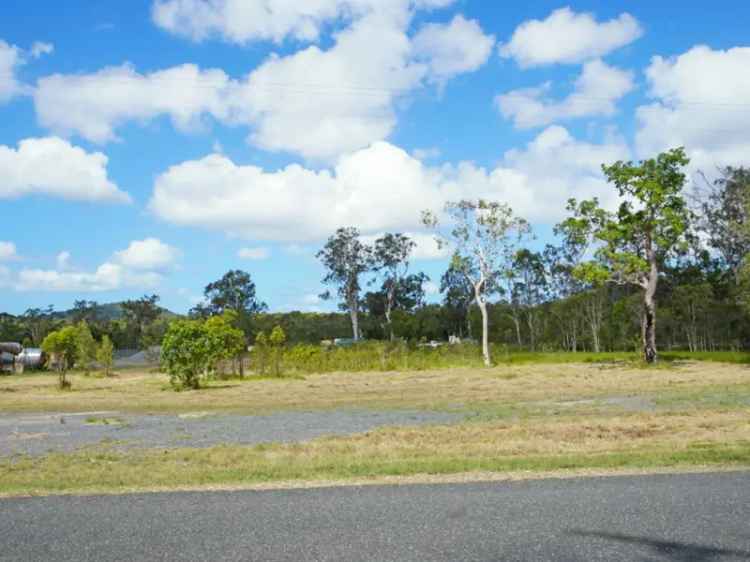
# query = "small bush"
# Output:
<box><xmin>41</xmin><ymin>326</ymin><xmax>79</xmax><ymax>390</ymax></box>
<box><xmin>97</xmin><ymin>335</ymin><xmax>114</xmax><ymax>377</ymax></box>
<box><xmin>269</xmin><ymin>326</ymin><xmax>287</xmax><ymax>377</ymax></box>
<box><xmin>161</xmin><ymin>313</ymin><xmax>245</xmax><ymax>389</ymax></box>
<box><xmin>161</xmin><ymin>320</ymin><xmax>212</xmax><ymax>390</ymax></box>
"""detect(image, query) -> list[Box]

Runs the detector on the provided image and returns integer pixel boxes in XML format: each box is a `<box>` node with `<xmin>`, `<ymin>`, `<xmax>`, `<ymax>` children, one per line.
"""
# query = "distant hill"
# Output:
<box><xmin>4</xmin><ymin>302</ymin><xmax>179</xmax><ymax>321</ymax></box>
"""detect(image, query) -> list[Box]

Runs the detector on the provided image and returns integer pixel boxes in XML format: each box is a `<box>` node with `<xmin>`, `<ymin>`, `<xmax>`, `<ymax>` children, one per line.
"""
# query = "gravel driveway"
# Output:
<box><xmin>0</xmin><ymin>410</ymin><xmax>460</xmax><ymax>457</ymax></box>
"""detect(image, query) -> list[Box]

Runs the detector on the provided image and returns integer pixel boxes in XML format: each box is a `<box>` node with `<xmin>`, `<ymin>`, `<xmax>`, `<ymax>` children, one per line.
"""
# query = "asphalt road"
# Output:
<box><xmin>1</xmin><ymin>472</ymin><xmax>749</xmax><ymax>561</ymax></box>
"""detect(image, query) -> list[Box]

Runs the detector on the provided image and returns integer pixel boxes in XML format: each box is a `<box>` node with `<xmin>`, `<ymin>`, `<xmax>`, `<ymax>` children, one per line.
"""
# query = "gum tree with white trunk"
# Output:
<box><xmin>423</xmin><ymin>200</ymin><xmax>530</xmax><ymax>366</ymax></box>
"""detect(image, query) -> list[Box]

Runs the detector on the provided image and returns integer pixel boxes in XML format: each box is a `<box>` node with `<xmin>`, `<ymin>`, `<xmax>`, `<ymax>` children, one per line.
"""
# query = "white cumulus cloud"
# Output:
<box><xmin>499</xmin><ymin>7</ymin><xmax>643</xmax><ymax>67</ymax></box>
<box><xmin>152</xmin><ymin>0</ymin><xmax>454</xmax><ymax>44</ymax></box>
<box><xmin>113</xmin><ymin>238</ymin><xmax>180</xmax><ymax>270</ymax></box>
<box><xmin>231</xmin><ymin>9</ymin><xmax>426</xmax><ymax>161</ymax></box>
<box><xmin>636</xmin><ymin>45</ymin><xmax>750</xmax><ymax>172</ymax></box>
<box><xmin>496</xmin><ymin>59</ymin><xmax>634</xmax><ymax>128</ymax></box>
<box><xmin>0</xmin><ymin>137</ymin><xmax>129</xmax><ymax>202</ymax></box>
<box><xmin>149</xmin><ymin>128</ymin><xmax>630</xmax><ymax>242</ymax></box>
<box><xmin>34</xmin><ymin>64</ymin><xmax>235</xmax><ymax>143</ymax></box>
<box><xmin>411</xmin><ymin>14</ymin><xmax>495</xmax><ymax>84</ymax></box>
<box><xmin>0</xmin><ymin>39</ymin><xmax>24</xmax><ymax>102</ymax></box>
<box><xmin>14</xmin><ymin>238</ymin><xmax>177</xmax><ymax>292</ymax></box>
<box><xmin>35</xmin><ymin>4</ymin><xmax>489</xmax><ymax>162</ymax></box>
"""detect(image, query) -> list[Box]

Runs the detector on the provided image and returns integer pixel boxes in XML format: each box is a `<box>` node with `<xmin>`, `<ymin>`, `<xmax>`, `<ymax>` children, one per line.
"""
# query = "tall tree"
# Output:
<box><xmin>440</xmin><ymin>255</ymin><xmax>475</xmax><ymax>339</ymax></box>
<box><xmin>424</xmin><ymin>200</ymin><xmax>530</xmax><ymax>366</ymax></box>
<box><xmin>22</xmin><ymin>305</ymin><xmax>57</xmax><ymax>346</ymax></box>
<box><xmin>121</xmin><ymin>294</ymin><xmax>161</xmax><ymax>349</ymax></box>
<box><xmin>697</xmin><ymin>166</ymin><xmax>750</xmax><ymax>282</ymax></box>
<box><xmin>363</xmin><ymin>272</ymin><xmax>429</xmax><ymax>338</ymax></box>
<box><xmin>371</xmin><ymin>233</ymin><xmax>417</xmax><ymax>340</ymax></box>
<box><xmin>71</xmin><ymin>300</ymin><xmax>99</xmax><ymax>324</ymax></box>
<box><xmin>558</xmin><ymin>148</ymin><xmax>692</xmax><ymax>363</ymax></box>
<box><xmin>201</xmin><ymin>270</ymin><xmax>267</xmax><ymax>375</ymax></box>
<box><xmin>203</xmin><ymin>270</ymin><xmax>267</xmax><ymax>319</ymax></box>
<box><xmin>511</xmin><ymin>249</ymin><xmax>549</xmax><ymax>351</ymax></box>
<box><xmin>317</xmin><ymin>227</ymin><xmax>372</xmax><ymax>341</ymax></box>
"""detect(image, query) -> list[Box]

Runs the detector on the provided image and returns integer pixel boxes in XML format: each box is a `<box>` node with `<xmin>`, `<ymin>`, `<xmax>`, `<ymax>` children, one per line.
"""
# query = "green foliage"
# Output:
<box><xmin>161</xmin><ymin>320</ymin><xmax>213</xmax><ymax>390</ymax></box>
<box><xmin>97</xmin><ymin>335</ymin><xmax>114</xmax><ymax>377</ymax></box>
<box><xmin>424</xmin><ymin>199</ymin><xmax>530</xmax><ymax>366</ymax></box>
<box><xmin>121</xmin><ymin>294</ymin><xmax>162</xmax><ymax>350</ymax></box>
<box><xmin>269</xmin><ymin>325</ymin><xmax>287</xmax><ymax>377</ymax></box>
<box><xmin>41</xmin><ymin>326</ymin><xmax>79</xmax><ymax>389</ymax></box>
<box><xmin>161</xmin><ymin>312</ymin><xmax>248</xmax><ymax>389</ymax></box>
<box><xmin>273</xmin><ymin>341</ymin><xmax>486</xmax><ymax>375</ymax></box>
<box><xmin>557</xmin><ymin>148</ymin><xmax>693</xmax><ymax>362</ymax></box>
<box><xmin>560</xmin><ymin>148</ymin><xmax>693</xmax><ymax>288</ymax></box>
<box><xmin>205</xmin><ymin>311</ymin><xmax>246</xmax><ymax>358</ymax></box>
<box><xmin>75</xmin><ymin>321</ymin><xmax>97</xmax><ymax>376</ymax></box>
<box><xmin>317</xmin><ymin>227</ymin><xmax>372</xmax><ymax>340</ymax></box>
<box><xmin>193</xmin><ymin>270</ymin><xmax>268</xmax><ymax>341</ymax></box>
<box><xmin>253</xmin><ymin>331</ymin><xmax>270</xmax><ymax>375</ymax></box>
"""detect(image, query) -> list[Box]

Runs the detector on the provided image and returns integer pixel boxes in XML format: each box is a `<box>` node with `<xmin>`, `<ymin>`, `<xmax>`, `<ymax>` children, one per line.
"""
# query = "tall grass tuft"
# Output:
<box><xmin>250</xmin><ymin>343</ymin><xmax>750</xmax><ymax>376</ymax></box>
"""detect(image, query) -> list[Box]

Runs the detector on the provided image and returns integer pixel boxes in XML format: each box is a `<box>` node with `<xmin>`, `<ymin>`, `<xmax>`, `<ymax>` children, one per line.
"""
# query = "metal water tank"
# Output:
<box><xmin>0</xmin><ymin>342</ymin><xmax>22</xmax><ymax>355</ymax></box>
<box><xmin>17</xmin><ymin>348</ymin><xmax>45</xmax><ymax>370</ymax></box>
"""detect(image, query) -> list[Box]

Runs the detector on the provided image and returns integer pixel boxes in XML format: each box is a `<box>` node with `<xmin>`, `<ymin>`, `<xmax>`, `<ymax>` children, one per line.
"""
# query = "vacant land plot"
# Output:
<box><xmin>1</xmin><ymin>360</ymin><xmax>748</xmax><ymax>496</ymax></box>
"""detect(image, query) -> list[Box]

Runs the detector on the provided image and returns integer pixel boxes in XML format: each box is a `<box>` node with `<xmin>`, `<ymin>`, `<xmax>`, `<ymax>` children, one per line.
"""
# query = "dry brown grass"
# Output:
<box><xmin>0</xmin><ymin>361</ymin><xmax>747</xmax><ymax>414</ymax></box>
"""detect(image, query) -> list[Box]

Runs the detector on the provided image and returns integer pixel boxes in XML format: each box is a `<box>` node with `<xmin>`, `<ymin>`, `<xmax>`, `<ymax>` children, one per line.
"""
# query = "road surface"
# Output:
<box><xmin>1</xmin><ymin>472</ymin><xmax>749</xmax><ymax>561</ymax></box>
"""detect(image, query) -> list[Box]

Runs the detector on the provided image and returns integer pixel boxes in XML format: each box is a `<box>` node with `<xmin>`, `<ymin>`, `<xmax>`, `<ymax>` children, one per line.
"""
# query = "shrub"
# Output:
<box><xmin>269</xmin><ymin>325</ymin><xmax>287</xmax><ymax>377</ymax></box>
<box><xmin>75</xmin><ymin>321</ymin><xmax>97</xmax><ymax>376</ymax></box>
<box><xmin>161</xmin><ymin>320</ymin><xmax>213</xmax><ymax>390</ymax></box>
<box><xmin>161</xmin><ymin>314</ymin><xmax>247</xmax><ymax>389</ymax></box>
<box><xmin>97</xmin><ymin>335</ymin><xmax>114</xmax><ymax>377</ymax></box>
<box><xmin>41</xmin><ymin>326</ymin><xmax>79</xmax><ymax>390</ymax></box>
<box><xmin>253</xmin><ymin>331</ymin><xmax>269</xmax><ymax>375</ymax></box>
<box><xmin>204</xmin><ymin>311</ymin><xmax>246</xmax><ymax>377</ymax></box>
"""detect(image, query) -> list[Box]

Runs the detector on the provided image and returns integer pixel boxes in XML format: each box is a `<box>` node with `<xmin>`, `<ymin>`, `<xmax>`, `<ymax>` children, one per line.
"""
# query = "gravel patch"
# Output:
<box><xmin>0</xmin><ymin>410</ymin><xmax>461</xmax><ymax>457</ymax></box>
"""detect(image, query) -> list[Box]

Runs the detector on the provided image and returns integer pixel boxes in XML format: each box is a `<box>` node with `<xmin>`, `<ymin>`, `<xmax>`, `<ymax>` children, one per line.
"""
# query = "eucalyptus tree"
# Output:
<box><xmin>371</xmin><ymin>233</ymin><xmax>417</xmax><ymax>340</ymax></box>
<box><xmin>697</xmin><ymin>166</ymin><xmax>750</xmax><ymax>283</ymax></box>
<box><xmin>511</xmin><ymin>249</ymin><xmax>549</xmax><ymax>352</ymax></box>
<box><xmin>423</xmin><ymin>200</ymin><xmax>530</xmax><ymax>366</ymax></box>
<box><xmin>363</xmin><ymin>272</ymin><xmax>429</xmax><ymax>339</ymax></box>
<box><xmin>71</xmin><ymin>300</ymin><xmax>99</xmax><ymax>324</ymax></box>
<box><xmin>317</xmin><ymin>227</ymin><xmax>373</xmax><ymax>341</ymax></box>
<box><xmin>200</xmin><ymin>270</ymin><xmax>267</xmax><ymax>375</ymax></box>
<box><xmin>121</xmin><ymin>294</ymin><xmax>161</xmax><ymax>348</ymax></box>
<box><xmin>440</xmin><ymin>255</ymin><xmax>475</xmax><ymax>339</ymax></box>
<box><xmin>557</xmin><ymin>148</ymin><xmax>693</xmax><ymax>363</ymax></box>
<box><xmin>203</xmin><ymin>270</ymin><xmax>267</xmax><ymax>320</ymax></box>
<box><xmin>22</xmin><ymin>306</ymin><xmax>57</xmax><ymax>346</ymax></box>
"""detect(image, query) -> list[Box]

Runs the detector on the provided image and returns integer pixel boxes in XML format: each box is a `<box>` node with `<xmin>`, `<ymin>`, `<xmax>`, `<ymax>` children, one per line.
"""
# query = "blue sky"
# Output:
<box><xmin>1</xmin><ymin>0</ymin><xmax>748</xmax><ymax>314</ymax></box>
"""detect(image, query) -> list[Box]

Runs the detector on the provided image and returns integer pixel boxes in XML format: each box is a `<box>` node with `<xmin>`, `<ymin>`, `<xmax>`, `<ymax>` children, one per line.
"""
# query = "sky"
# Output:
<box><xmin>0</xmin><ymin>0</ymin><xmax>748</xmax><ymax>315</ymax></box>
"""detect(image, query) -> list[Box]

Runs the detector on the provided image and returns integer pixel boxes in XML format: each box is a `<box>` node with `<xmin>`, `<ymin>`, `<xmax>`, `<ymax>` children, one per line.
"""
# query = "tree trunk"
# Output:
<box><xmin>478</xmin><ymin>299</ymin><xmax>490</xmax><ymax>366</ymax></box>
<box><xmin>526</xmin><ymin>312</ymin><xmax>536</xmax><ymax>352</ymax></box>
<box><xmin>385</xmin><ymin>284</ymin><xmax>394</xmax><ymax>341</ymax></box>
<box><xmin>471</xmin><ymin>276</ymin><xmax>491</xmax><ymax>366</ymax></box>
<box><xmin>350</xmin><ymin>307</ymin><xmax>359</xmax><ymax>341</ymax></box>
<box><xmin>642</xmin><ymin>252</ymin><xmax>658</xmax><ymax>363</ymax></box>
<box><xmin>512</xmin><ymin>315</ymin><xmax>522</xmax><ymax>348</ymax></box>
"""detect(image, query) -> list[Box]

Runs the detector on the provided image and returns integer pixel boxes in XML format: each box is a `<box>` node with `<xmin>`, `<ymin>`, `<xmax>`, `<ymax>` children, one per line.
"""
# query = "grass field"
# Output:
<box><xmin>1</xmin><ymin>354</ymin><xmax>749</xmax><ymax>496</ymax></box>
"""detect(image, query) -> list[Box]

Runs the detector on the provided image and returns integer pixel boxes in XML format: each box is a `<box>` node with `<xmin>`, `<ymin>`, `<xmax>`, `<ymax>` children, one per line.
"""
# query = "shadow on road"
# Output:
<box><xmin>569</xmin><ymin>530</ymin><xmax>750</xmax><ymax>561</ymax></box>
